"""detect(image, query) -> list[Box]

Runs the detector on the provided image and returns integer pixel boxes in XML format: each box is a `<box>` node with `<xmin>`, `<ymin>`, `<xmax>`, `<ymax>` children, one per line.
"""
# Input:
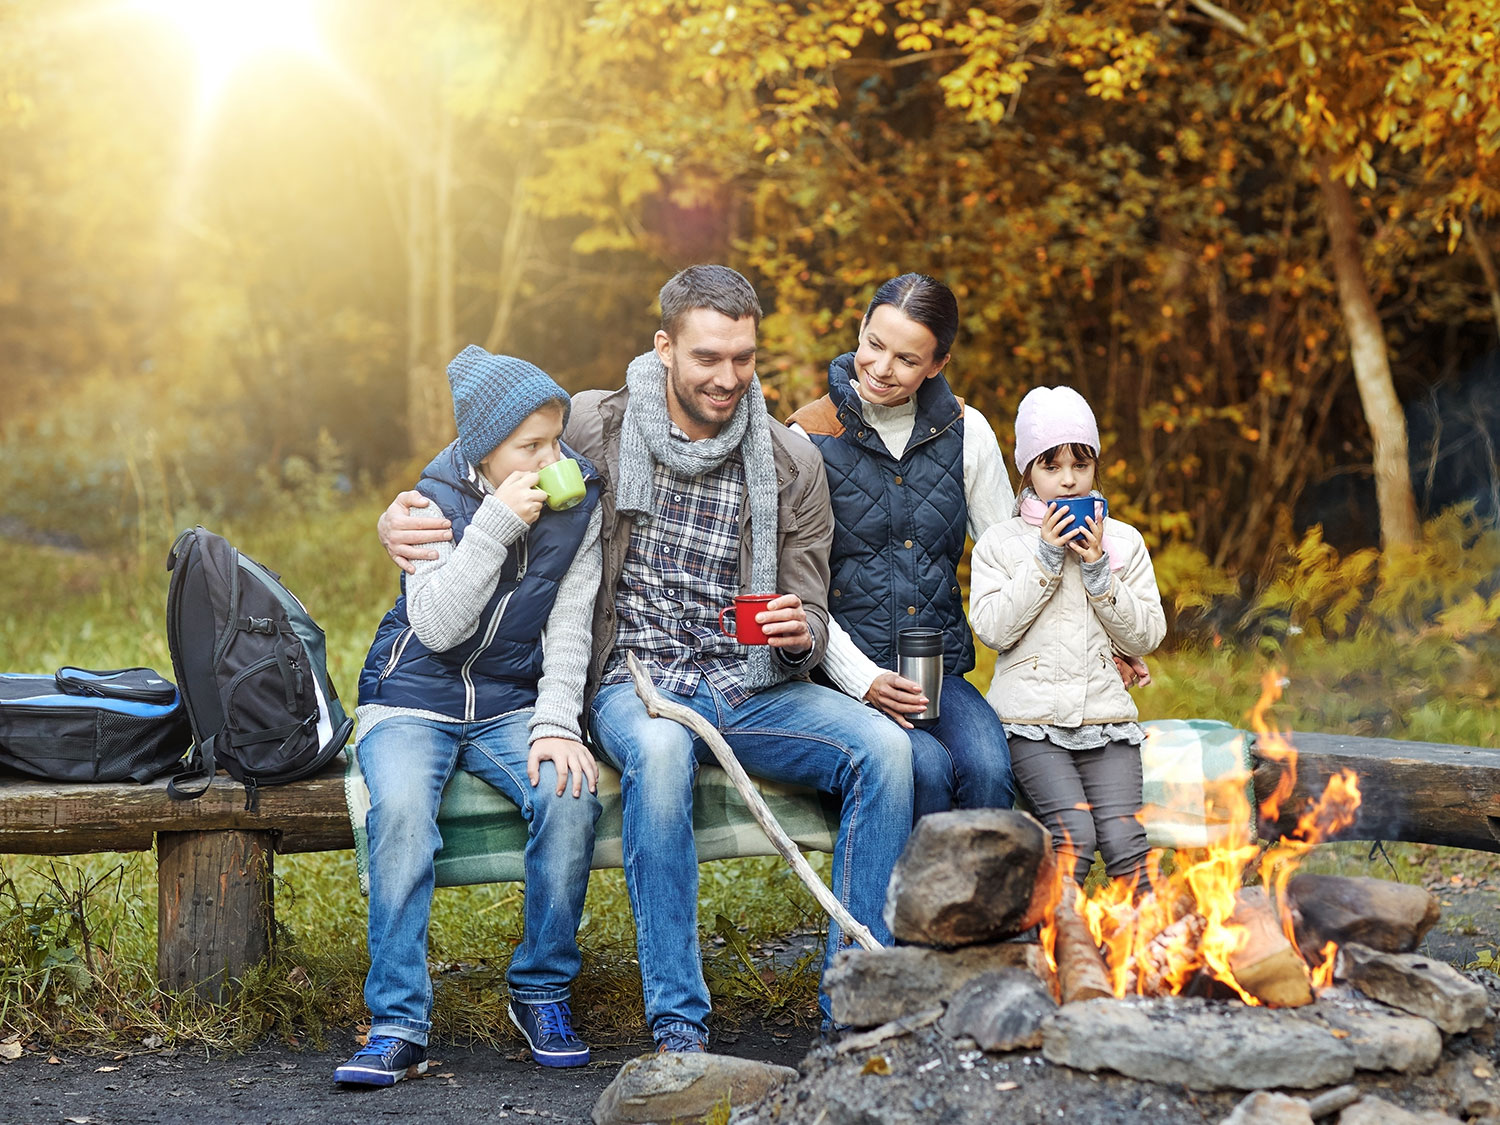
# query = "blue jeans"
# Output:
<box><xmin>358</xmin><ymin>712</ymin><xmax>601</xmax><ymax>1047</ymax></box>
<box><xmin>909</xmin><ymin>674</ymin><xmax>1016</xmax><ymax>819</ymax></box>
<box><xmin>589</xmin><ymin>676</ymin><xmax>913</xmax><ymax>1042</ymax></box>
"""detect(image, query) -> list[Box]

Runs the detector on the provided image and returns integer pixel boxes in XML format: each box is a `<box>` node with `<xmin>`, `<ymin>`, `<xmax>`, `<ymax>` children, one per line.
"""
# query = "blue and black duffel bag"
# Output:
<box><xmin>0</xmin><ymin>666</ymin><xmax>191</xmax><ymax>783</ymax></box>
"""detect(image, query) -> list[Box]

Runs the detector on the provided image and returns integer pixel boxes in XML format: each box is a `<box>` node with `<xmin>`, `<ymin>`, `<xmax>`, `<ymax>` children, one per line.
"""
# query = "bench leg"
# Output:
<box><xmin>157</xmin><ymin>829</ymin><xmax>274</xmax><ymax>1000</ymax></box>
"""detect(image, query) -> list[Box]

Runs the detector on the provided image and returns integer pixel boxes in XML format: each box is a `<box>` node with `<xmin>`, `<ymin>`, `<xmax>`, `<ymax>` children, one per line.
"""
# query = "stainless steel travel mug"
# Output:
<box><xmin>897</xmin><ymin>627</ymin><xmax>944</xmax><ymax>727</ymax></box>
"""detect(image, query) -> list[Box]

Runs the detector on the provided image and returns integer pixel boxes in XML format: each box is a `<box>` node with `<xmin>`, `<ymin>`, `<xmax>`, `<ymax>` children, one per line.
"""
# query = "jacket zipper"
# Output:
<box><xmin>1000</xmin><ymin>654</ymin><xmax>1040</xmax><ymax>674</ymax></box>
<box><xmin>460</xmin><ymin>537</ymin><xmax>526</xmax><ymax>720</ymax></box>
<box><xmin>379</xmin><ymin>627</ymin><xmax>416</xmax><ymax>681</ymax></box>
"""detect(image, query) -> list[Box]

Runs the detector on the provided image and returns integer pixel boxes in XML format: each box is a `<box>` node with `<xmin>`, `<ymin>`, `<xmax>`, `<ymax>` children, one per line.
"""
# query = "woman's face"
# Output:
<box><xmin>1028</xmin><ymin>445</ymin><xmax>1098</xmax><ymax>502</ymax></box>
<box><xmin>852</xmin><ymin>303</ymin><xmax>949</xmax><ymax>407</ymax></box>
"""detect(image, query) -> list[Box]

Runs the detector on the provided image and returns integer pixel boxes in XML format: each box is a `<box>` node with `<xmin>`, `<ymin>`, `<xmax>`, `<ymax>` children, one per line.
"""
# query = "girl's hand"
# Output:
<box><xmin>1041</xmin><ymin>502</ymin><xmax>1083</xmax><ymax>548</ymax></box>
<box><xmin>864</xmin><ymin>671</ymin><xmax>929</xmax><ymax>730</ymax></box>
<box><xmin>1068</xmin><ymin>515</ymin><xmax>1106</xmax><ymax>564</ymax></box>
<box><xmin>496</xmin><ymin>470</ymin><xmax>547</xmax><ymax>525</ymax></box>
<box><xmin>528</xmin><ymin>737</ymin><xmax>599</xmax><ymax>797</ymax></box>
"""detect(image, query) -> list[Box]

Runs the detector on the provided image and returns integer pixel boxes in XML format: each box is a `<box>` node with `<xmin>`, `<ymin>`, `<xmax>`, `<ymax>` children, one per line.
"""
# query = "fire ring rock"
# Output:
<box><xmin>882</xmin><ymin>809</ymin><xmax>1057</xmax><ymax>947</ymax></box>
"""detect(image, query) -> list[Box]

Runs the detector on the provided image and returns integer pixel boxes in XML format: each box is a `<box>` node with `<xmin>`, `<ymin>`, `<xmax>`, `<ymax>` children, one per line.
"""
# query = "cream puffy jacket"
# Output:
<box><xmin>969</xmin><ymin>516</ymin><xmax>1166</xmax><ymax>727</ymax></box>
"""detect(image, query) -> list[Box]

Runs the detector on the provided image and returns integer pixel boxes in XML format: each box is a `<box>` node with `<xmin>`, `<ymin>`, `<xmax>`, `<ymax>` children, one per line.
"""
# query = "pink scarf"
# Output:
<box><xmin>1019</xmin><ymin>494</ymin><xmax>1124</xmax><ymax>571</ymax></box>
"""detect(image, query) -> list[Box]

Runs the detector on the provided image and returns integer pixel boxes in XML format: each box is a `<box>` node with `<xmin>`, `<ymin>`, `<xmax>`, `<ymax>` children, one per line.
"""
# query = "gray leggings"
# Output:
<box><xmin>1008</xmin><ymin>736</ymin><xmax>1149</xmax><ymax>888</ymax></box>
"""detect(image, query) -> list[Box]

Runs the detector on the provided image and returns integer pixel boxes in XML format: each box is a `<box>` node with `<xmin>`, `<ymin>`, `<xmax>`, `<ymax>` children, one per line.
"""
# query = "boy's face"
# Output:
<box><xmin>1028</xmin><ymin>444</ymin><xmax>1097</xmax><ymax>503</ymax></box>
<box><xmin>477</xmin><ymin>402</ymin><xmax>566</xmax><ymax>489</ymax></box>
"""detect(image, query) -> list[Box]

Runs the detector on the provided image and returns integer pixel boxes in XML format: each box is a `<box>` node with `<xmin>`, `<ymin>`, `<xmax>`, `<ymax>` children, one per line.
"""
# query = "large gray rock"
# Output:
<box><xmin>883</xmin><ymin>809</ymin><xmax>1056</xmax><ymax>946</ymax></box>
<box><xmin>826</xmin><ymin>942</ymin><xmax>1052</xmax><ymax>1029</ymax></box>
<box><xmin>1309</xmin><ymin>1001</ymin><xmax>1442</xmax><ymax>1074</ymax></box>
<box><xmin>1286</xmin><ymin>875</ymin><xmax>1440</xmax><ymax>963</ymax></box>
<box><xmin>938</xmin><ymin>968</ymin><xmax>1057</xmax><ymax>1052</ymax></box>
<box><xmin>1219</xmin><ymin>1091</ymin><xmax>1314</xmax><ymax>1125</ymax></box>
<box><xmin>1336</xmin><ymin>1096</ymin><xmax>1464</xmax><ymax>1125</ymax></box>
<box><xmin>1438</xmin><ymin>1050</ymin><xmax>1500</xmax><ymax>1119</ymax></box>
<box><xmin>1338</xmin><ymin>942</ymin><xmax>1489</xmax><ymax>1034</ymax></box>
<box><xmin>591</xmin><ymin>1052</ymin><xmax>797</xmax><ymax>1125</ymax></box>
<box><xmin>1043</xmin><ymin>997</ymin><xmax>1358</xmax><ymax>1091</ymax></box>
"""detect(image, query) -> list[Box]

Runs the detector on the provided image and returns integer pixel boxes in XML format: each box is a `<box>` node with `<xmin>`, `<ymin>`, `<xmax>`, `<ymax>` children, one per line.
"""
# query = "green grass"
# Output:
<box><xmin>3</xmin><ymin>490</ymin><xmax>1498</xmax><ymax>1047</ymax></box>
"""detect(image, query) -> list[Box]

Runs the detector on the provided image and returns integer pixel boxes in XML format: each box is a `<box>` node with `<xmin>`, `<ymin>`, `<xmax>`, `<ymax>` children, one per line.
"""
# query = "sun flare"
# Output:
<box><xmin>139</xmin><ymin>0</ymin><xmax>323</xmax><ymax>87</ymax></box>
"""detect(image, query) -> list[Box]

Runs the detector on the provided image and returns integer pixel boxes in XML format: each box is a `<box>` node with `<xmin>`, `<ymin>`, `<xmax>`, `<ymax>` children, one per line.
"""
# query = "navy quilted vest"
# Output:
<box><xmin>357</xmin><ymin>440</ymin><xmax>600</xmax><ymax>719</ymax></box>
<box><xmin>803</xmin><ymin>353</ymin><xmax>973</xmax><ymax>675</ymax></box>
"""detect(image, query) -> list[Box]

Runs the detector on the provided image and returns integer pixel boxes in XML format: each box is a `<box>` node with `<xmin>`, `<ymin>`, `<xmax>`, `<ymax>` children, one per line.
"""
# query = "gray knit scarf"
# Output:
<box><xmin>618</xmin><ymin>350</ymin><xmax>781</xmax><ymax>690</ymax></box>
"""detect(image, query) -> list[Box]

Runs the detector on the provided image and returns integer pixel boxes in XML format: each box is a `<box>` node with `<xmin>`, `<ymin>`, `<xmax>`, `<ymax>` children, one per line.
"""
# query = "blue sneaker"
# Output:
<box><xmin>333</xmin><ymin>1034</ymin><xmax>428</xmax><ymax>1086</ymax></box>
<box><xmin>655</xmin><ymin>1028</ymin><xmax>708</xmax><ymax>1054</ymax></box>
<box><xmin>508</xmin><ymin>998</ymin><xmax>590</xmax><ymax>1068</ymax></box>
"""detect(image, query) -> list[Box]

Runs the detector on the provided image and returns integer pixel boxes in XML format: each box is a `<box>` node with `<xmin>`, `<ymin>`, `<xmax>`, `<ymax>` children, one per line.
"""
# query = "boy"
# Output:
<box><xmin>335</xmin><ymin>347</ymin><xmax>602</xmax><ymax>1085</ymax></box>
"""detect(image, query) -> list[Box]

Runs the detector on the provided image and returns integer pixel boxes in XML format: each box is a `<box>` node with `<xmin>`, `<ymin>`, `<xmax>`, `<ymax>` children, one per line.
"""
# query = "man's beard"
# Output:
<box><xmin>666</xmin><ymin>360</ymin><xmax>742</xmax><ymax>434</ymax></box>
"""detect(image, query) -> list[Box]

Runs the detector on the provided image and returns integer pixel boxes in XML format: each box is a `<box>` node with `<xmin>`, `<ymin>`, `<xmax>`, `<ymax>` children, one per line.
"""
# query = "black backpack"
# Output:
<box><xmin>165</xmin><ymin>526</ymin><xmax>353</xmax><ymax>808</ymax></box>
<box><xmin>0</xmin><ymin>666</ymin><xmax>191</xmax><ymax>783</ymax></box>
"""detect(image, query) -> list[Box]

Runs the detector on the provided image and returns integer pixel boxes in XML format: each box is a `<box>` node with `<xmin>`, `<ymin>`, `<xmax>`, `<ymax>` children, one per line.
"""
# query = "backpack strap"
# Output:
<box><xmin>166</xmin><ymin>731</ymin><xmax>220</xmax><ymax>801</ymax></box>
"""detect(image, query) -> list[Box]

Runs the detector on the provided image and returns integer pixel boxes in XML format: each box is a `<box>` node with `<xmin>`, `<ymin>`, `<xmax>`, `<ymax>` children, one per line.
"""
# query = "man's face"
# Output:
<box><xmin>655</xmin><ymin>308</ymin><xmax>757</xmax><ymax>441</ymax></box>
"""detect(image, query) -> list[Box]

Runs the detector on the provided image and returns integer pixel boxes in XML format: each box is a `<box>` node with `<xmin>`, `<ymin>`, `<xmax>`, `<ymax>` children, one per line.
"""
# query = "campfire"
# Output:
<box><xmin>1042</xmin><ymin>670</ymin><xmax>1364</xmax><ymax>1008</ymax></box>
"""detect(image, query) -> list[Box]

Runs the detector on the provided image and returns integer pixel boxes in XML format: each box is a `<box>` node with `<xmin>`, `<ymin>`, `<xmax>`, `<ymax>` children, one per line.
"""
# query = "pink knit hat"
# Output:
<box><xmin>1013</xmin><ymin>386</ymin><xmax>1099</xmax><ymax>475</ymax></box>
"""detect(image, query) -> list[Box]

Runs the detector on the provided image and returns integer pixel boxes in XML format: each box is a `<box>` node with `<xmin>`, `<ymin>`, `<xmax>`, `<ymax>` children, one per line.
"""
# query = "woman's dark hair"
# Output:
<box><xmin>865</xmin><ymin>273</ymin><xmax>960</xmax><ymax>360</ymax></box>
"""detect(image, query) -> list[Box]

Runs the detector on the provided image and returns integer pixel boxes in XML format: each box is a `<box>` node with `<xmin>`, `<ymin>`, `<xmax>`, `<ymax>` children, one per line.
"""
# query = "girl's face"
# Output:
<box><xmin>1028</xmin><ymin>444</ymin><xmax>1097</xmax><ymax>502</ymax></box>
<box><xmin>852</xmin><ymin>304</ymin><xmax>950</xmax><ymax>407</ymax></box>
<box><xmin>477</xmin><ymin>402</ymin><xmax>565</xmax><ymax>489</ymax></box>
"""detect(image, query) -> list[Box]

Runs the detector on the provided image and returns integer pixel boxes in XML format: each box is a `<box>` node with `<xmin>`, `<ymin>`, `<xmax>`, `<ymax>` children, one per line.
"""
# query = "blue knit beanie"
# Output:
<box><xmin>446</xmin><ymin>346</ymin><xmax>571</xmax><ymax>467</ymax></box>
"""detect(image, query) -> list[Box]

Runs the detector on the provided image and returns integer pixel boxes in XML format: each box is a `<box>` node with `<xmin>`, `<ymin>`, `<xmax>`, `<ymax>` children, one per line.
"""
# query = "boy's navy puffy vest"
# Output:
<box><xmin>790</xmin><ymin>353</ymin><xmax>974</xmax><ymax>676</ymax></box>
<box><xmin>358</xmin><ymin>441</ymin><xmax>599</xmax><ymax>719</ymax></box>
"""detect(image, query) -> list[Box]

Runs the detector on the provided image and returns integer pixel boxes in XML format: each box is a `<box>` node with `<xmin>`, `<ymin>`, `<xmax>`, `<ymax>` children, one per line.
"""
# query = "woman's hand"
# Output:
<box><xmin>378</xmin><ymin>491</ymin><xmax>453</xmax><ymax>575</ymax></box>
<box><xmin>528</xmin><ymin>737</ymin><xmax>599</xmax><ymax>797</ymax></box>
<box><xmin>864</xmin><ymin>671</ymin><xmax>930</xmax><ymax>729</ymax></box>
<box><xmin>495</xmin><ymin>470</ymin><xmax>548</xmax><ymax>526</ymax></box>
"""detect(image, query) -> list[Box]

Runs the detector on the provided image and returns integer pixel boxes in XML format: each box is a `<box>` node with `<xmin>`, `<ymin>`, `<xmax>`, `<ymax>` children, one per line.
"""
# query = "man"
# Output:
<box><xmin>381</xmin><ymin>265</ymin><xmax>913</xmax><ymax>1053</ymax></box>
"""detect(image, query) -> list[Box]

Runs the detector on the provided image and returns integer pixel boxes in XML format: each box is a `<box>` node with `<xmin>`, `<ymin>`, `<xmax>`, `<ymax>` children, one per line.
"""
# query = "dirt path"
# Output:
<box><xmin>0</xmin><ymin>1024</ymin><xmax>808</xmax><ymax>1125</ymax></box>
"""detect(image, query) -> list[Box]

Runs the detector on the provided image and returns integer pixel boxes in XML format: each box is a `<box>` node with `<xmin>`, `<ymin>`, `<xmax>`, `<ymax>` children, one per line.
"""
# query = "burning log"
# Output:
<box><xmin>1124</xmin><ymin>911</ymin><xmax>1206</xmax><ymax>997</ymax></box>
<box><xmin>1226</xmin><ymin>887</ymin><xmax>1313</xmax><ymax>1008</ymax></box>
<box><xmin>1052</xmin><ymin>880</ymin><xmax>1113</xmax><ymax>1003</ymax></box>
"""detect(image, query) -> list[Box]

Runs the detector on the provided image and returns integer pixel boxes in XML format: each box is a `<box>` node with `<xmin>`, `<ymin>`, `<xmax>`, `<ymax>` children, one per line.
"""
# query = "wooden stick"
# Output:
<box><xmin>1227</xmin><ymin>886</ymin><xmax>1313</xmax><ymax>1007</ymax></box>
<box><xmin>1053</xmin><ymin>879</ymin><xmax>1114</xmax><ymax>1003</ymax></box>
<box><xmin>626</xmin><ymin>653</ymin><xmax>880</xmax><ymax>950</ymax></box>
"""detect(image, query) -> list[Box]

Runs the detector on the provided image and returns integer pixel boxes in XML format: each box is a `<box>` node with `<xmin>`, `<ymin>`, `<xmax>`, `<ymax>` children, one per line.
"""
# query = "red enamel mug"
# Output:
<box><xmin>718</xmin><ymin>593</ymin><xmax>778</xmax><ymax>646</ymax></box>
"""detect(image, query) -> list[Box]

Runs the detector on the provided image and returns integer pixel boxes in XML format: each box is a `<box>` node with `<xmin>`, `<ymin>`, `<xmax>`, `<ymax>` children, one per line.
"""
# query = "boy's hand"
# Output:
<box><xmin>529</xmin><ymin>737</ymin><xmax>599</xmax><ymax>797</ymax></box>
<box><xmin>864</xmin><ymin>671</ymin><xmax>929</xmax><ymax>729</ymax></box>
<box><xmin>757</xmin><ymin>593</ymin><xmax>813</xmax><ymax>653</ymax></box>
<box><xmin>1068</xmin><ymin>515</ymin><xmax>1106</xmax><ymax>564</ymax></box>
<box><xmin>378</xmin><ymin>491</ymin><xmax>453</xmax><ymax>575</ymax></box>
<box><xmin>496</xmin><ymin>470</ymin><xmax>548</xmax><ymax>526</ymax></box>
<box><xmin>1041</xmin><ymin>502</ymin><xmax>1083</xmax><ymax>549</ymax></box>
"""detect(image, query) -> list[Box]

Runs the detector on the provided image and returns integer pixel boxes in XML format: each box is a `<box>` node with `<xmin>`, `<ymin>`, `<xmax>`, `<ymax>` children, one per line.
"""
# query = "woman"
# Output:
<box><xmin>788</xmin><ymin>273</ymin><xmax>1016</xmax><ymax>818</ymax></box>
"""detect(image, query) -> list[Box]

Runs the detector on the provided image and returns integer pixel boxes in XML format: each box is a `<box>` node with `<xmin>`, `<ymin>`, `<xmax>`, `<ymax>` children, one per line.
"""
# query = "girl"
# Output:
<box><xmin>969</xmin><ymin>386</ymin><xmax>1166</xmax><ymax>890</ymax></box>
<box><xmin>789</xmin><ymin>273</ymin><xmax>1016</xmax><ymax>818</ymax></box>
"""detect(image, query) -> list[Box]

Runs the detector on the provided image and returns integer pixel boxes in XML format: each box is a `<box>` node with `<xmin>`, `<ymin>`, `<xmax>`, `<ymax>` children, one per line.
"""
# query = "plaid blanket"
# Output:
<box><xmin>343</xmin><ymin>718</ymin><xmax>1252</xmax><ymax>893</ymax></box>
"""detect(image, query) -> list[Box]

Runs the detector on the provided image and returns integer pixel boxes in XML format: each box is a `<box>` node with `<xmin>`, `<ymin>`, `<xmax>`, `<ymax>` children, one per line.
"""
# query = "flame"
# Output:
<box><xmin>1057</xmin><ymin>668</ymin><xmax>1359</xmax><ymax>1005</ymax></box>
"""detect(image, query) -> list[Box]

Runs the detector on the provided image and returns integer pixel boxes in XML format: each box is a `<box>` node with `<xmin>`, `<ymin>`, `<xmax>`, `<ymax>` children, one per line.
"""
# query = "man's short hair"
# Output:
<box><xmin>658</xmin><ymin>264</ymin><xmax>763</xmax><ymax>339</ymax></box>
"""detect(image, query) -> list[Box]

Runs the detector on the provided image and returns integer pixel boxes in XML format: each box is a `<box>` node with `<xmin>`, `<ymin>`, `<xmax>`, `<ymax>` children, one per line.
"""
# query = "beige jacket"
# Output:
<box><xmin>969</xmin><ymin>516</ymin><xmax>1166</xmax><ymax>727</ymax></box>
<box><xmin>563</xmin><ymin>385</ymin><xmax>834</xmax><ymax>702</ymax></box>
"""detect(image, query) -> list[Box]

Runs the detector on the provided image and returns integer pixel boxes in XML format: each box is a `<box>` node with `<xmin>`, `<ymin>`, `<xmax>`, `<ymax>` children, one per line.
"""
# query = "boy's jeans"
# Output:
<box><xmin>589</xmin><ymin>676</ymin><xmax>913</xmax><ymax>1043</ymax></box>
<box><xmin>358</xmin><ymin>712</ymin><xmax>601</xmax><ymax>1047</ymax></box>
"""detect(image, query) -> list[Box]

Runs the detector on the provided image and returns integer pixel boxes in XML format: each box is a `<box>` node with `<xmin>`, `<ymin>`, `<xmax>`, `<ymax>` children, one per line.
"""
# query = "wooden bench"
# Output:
<box><xmin>1</xmin><ymin>731</ymin><xmax>1496</xmax><ymax>998</ymax></box>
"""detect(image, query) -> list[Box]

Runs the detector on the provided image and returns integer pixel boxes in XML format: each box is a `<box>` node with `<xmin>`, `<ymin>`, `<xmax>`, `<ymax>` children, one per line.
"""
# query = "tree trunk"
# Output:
<box><xmin>1317</xmin><ymin>157</ymin><xmax>1419</xmax><ymax>548</ymax></box>
<box><xmin>403</xmin><ymin>88</ymin><xmax>457</xmax><ymax>459</ymax></box>
<box><xmin>1465</xmin><ymin>221</ymin><xmax>1500</xmax><ymax>342</ymax></box>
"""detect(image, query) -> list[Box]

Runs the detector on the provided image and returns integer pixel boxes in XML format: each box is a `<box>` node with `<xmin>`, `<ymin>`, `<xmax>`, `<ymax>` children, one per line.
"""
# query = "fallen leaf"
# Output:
<box><xmin>287</xmin><ymin>966</ymin><xmax>311</xmax><ymax>990</ymax></box>
<box><xmin>65</xmin><ymin>1118</ymin><xmax>93</xmax><ymax>1124</ymax></box>
<box><xmin>1475</xmin><ymin>1062</ymin><xmax>1495</xmax><ymax>1079</ymax></box>
<box><xmin>1329</xmin><ymin>1029</ymin><xmax>1350</xmax><ymax>1039</ymax></box>
<box><xmin>861</xmin><ymin>1055</ymin><xmax>891</xmax><ymax>1076</ymax></box>
<box><xmin>436</xmin><ymin>1072</ymin><xmax>455</xmax><ymax>1078</ymax></box>
<box><xmin>47</xmin><ymin>1055</ymin><xmax>61</xmax><ymax>1064</ymax></box>
<box><xmin>996</xmin><ymin>1081</ymin><xmax>1019</xmax><ymax>1091</ymax></box>
<box><xmin>141</xmin><ymin>1035</ymin><xmax>164</xmax><ymax>1049</ymax></box>
<box><xmin>95</xmin><ymin>1065</ymin><xmax>121</xmax><ymax>1072</ymax></box>
<box><xmin>0</xmin><ymin>1042</ymin><xmax>21</xmax><ymax>1061</ymax></box>
<box><xmin>112</xmin><ymin>1053</ymin><xmax>127</xmax><ymax>1061</ymax></box>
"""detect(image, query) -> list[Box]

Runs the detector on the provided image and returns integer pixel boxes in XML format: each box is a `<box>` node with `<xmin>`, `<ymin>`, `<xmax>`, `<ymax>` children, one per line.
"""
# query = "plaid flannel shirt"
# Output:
<box><xmin>602</xmin><ymin>437</ymin><xmax>760</xmax><ymax>706</ymax></box>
